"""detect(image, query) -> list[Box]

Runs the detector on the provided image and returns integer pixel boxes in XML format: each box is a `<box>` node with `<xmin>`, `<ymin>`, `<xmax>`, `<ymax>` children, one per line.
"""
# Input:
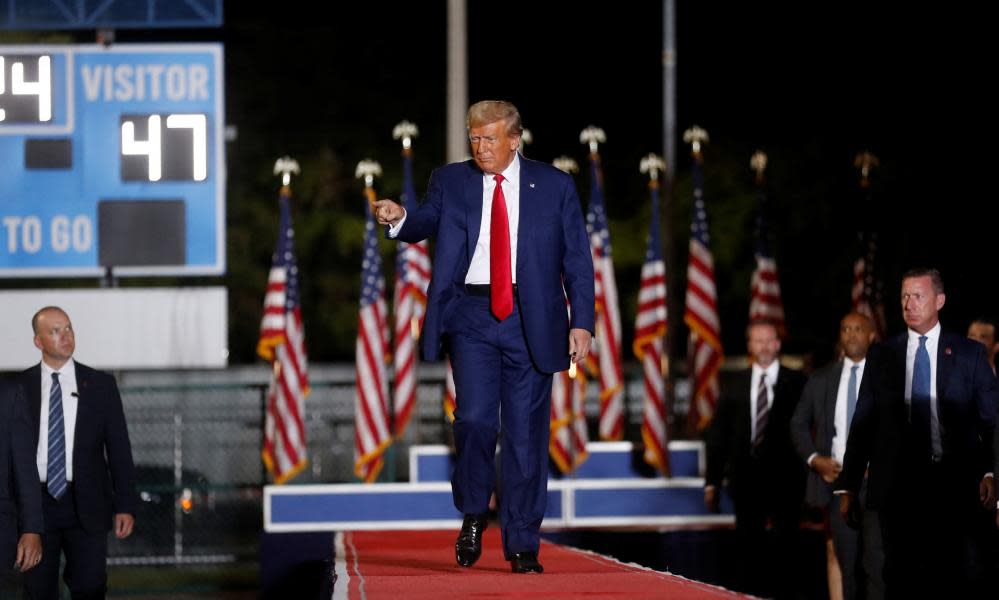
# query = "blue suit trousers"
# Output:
<box><xmin>447</xmin><ymin>295</ymin><xmax>553</xmax><ymax>558</ymax></box>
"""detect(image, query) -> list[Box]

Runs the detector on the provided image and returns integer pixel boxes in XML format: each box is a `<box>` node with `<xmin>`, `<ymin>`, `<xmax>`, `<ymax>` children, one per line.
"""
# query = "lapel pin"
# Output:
<box><xmin>945</xmin><ymin>347</ymin><xmax>952</xmax><ymax>355</ymax></box>
<box><xmin>529</xmin><ymin>182</ymin><xmax>535</xmax><ymax>188</ymax></box>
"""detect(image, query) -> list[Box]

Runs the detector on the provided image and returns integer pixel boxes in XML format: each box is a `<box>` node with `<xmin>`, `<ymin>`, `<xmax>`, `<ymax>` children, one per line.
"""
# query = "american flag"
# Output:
<box><xmin>443</xmin><ymin>358</ymin><xmax>456</xmax><ymax>423</ymax></box>
<box><xmin>634</xmin><ymin>162</ymin><xmax>670</xmax><ymax>475</ymax></box>
<box><xmin>684</xmin><ymin>151</ymin><xmax>724</xmax><ymax>431</ymax></box>
<box><xmin>258</xmin><ymin>184</ymin><xmax>310</xmax><ymax>484</ymax></box>
<box><xmin>550</xmin><ymin>365</ymin><xmax>590</xmax><ymax>473</ymax></box>
<box><xmin>851</xmin><ymin>231</ymin><xmax>887</xmax><ymax>340</ymax></box>
<box><xmin>550</xmin><ymin>295</ymin><xmax>590</xmax><ymax>473</ymax></box>
<box><xmin>584</xmin><ymin>151</ymin><xmax>625</xmax><ymax>440</ymax></box>
<box><xmin>354</xmin><ymin>184</ymin><xmax>393</xmax><ymax>483</ymax></box>
<box><xmin>392</xmin><ymin>140</ymin><xmax>431</xmax><ymax>437</ymax></box>
<box><xmin>748</xmin><ymin>185</ymin><xmax>786</xmax><ymax>336</ymax></box>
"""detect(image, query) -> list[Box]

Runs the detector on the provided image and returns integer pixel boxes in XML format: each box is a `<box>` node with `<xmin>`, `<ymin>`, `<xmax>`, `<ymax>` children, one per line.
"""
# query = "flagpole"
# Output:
<box><xmin>356</xmin><ymin>159</ymin><xmax>394</xmax><ymax>482</ymax></box>
<box><xmin>262</xmin><ymin>156</ymin><xmax>304</xmax><ymax>483</ymax></box>
<box><xmin>639</xmin><ymin>153</ymin><xmax>671</xmax><ymax>475</ymax></box>
<box><xmin>393</xmin><ymin>120</ymin><xmax>421</xmax><ymax>444</ymax></box>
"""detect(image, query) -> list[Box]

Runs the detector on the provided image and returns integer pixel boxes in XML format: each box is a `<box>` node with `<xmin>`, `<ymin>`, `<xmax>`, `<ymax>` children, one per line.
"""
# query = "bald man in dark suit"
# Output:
<box><xmin>791</xmin><ymin>312</ymin><xmax>883</xmax><ymax>599</ymax></box>
<box><xmin>18</xmin><ymin>307</ymin><xmax>136</xmax><ymax>600</ymax></box>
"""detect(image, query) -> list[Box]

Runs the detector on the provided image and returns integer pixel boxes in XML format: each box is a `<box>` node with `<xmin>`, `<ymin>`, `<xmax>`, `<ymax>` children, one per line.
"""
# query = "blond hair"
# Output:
<box><xmin>467</xmin><ymin>100</ymin><xmax>522</xmax><ymax>136</ymax></box>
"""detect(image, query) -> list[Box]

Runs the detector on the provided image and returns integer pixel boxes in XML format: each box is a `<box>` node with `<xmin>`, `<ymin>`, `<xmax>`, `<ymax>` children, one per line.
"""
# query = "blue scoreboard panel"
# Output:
<box><xmin>0</xmin><ymin>44</ymin><xmax>224</xmax><ymax>277</ymax></box>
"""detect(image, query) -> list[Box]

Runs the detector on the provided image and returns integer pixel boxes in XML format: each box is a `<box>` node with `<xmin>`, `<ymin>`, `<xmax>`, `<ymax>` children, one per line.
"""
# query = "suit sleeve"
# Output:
<box><xmin>558</xmin><ymin>176</ymin><xmax>595</xmax><ymax>334</ymax></box>
<box><xmin>10</xmin><ymin>384</ymin><xmax>43</xmax><ymax>534</ymax></box>
<box><xmin>104</xmin><ymin>377</ymin><xmax>137</xmax><ymax>516</ymax></box>
<box><xmin>790</xmin><ymin>374</ymin><xmax>821</xmax><ymax>464</ymax></box>
<box><xmin>395</xmin><ymin>168</ymin><xmax>444</xmax><ymax>244</ymax></box>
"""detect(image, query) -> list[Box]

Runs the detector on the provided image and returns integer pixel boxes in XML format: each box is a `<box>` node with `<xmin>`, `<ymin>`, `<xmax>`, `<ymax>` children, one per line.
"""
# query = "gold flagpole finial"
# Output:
<box><xmin>552</xmin><ymin>156</ymin><xmax>579</xmax><ymax>174</ymax></box>
<box><xmin>640</xmin><ymin>153</ymin><xmax>667</xmax><ymax>184</ymax></box>
<box><xmin>393</xmin><ymin>121</ymin><xmax>419</xmax><ymax>151</ymax></box>
<box><xmin>273</xmin><ymin>156</ymin><xmax>300</xmax><ymax>188</ymax></box>
<box><xmin>750</xmin><ymin>150</ymin><xmax>768</xmax><ymax>186</ymax></box>
<box><xmin>519</xmin><ymin>128</ymin><xmax>533</xmax><ymax>154</ymax></box>
<box><xmin>355</xmin><ymin>159</ymin><xmax>383</xmax><ymax>189</ymax></box>
<box><xmin>683</xmin><ymin>126</ymin><xmax>709</xmax><ymax>157</ymax></box>
<box><xmin>579</xmin><ymin>126</ymin><xmax>606</xmax><ymax>155</ymax></box>
<box><xmin>355</xmin><ymin>159</ymin><xmax>382</xmax><ymax>210</ymax></box>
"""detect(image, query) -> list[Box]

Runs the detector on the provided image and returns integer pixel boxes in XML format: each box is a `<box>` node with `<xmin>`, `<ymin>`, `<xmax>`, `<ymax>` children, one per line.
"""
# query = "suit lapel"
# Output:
<box><xmin>25</xmin><ymin>364</ymin><xmax>42</xmax><ymax>434</ymax></box>
<box><xmin>824</xmin><ymin>361</ymin><xmax>844</xmax><ymax>445</ymax></box>
<box><xmin>516</xmin><ymin>156</ymin><xmax>537</xmax><ymax>281</ymax></box>
<box><xmin>465</xmin><ymin>163</ymin><xmax>483</xmax><ymax>265</ymax></box>
<box><xmin>936</xmin><ymin>331</ymin><xmax>955</xmax><ymax>401</ymax></box>
<box><xmin>71</xmin><ymin>363</ymin><xmax>91</xmax><ymax>467</ymax></box>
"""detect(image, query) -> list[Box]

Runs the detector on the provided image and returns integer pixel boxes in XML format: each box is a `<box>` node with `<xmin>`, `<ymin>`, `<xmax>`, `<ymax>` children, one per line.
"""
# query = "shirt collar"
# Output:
<box><xmin>844</xmin><ymin>356</ymin><xmax>866</xmax><ymax>370</ymax></box>
<box><xmin>485</xmin><ymin>153</ymin><xmax>520</xmax><ymax>187</ymax></box>
<box><xmin>908</xmin><ymin>321</ymin><xmax>941</xmax><ymax>344</ymax></box>
<box><xmin>752</xmin><ymin>360</ymin><xmax>780</xmax><ymax>382</ymax></box>
<box><xmin>41</xmin><ymin>357</ymin><xmax>76</xmax><ymax>380</ymax></box>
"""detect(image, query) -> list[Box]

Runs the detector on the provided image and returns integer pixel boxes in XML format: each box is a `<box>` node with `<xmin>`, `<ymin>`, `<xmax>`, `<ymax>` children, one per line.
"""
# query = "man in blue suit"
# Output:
<box><xmin>836</xmin><ymin>269</ymin><xmax>998</xmax><ymax>597</ymax></box>
<box><xmin>375</xmin><ymin>100</ymin><xmax>594</xmax><ymax>574</ymax></box>
<box><xmin>18</xmin><ymin>307</ymin><xmax>136</xmax><ymax>600</ymax></box>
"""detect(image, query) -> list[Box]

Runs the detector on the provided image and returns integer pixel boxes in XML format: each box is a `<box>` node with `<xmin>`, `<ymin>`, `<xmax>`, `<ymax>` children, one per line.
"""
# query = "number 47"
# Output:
<box><xmin>121</xmin><ymin>114</ymin><xmax>207</xmax><ymax>181</ymax></box>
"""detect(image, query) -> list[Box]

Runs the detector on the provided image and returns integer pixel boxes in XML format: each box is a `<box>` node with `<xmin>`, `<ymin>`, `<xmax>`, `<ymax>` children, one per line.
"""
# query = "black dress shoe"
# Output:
<box><xmin>455</xmin><ymin>514</ymin><xmax>487</xmax><ymax>567</ymax></box>
<box><xmin>510</xmin><ymin>551</ymin><xmax>543</xmax><ymax>573</ymax></box>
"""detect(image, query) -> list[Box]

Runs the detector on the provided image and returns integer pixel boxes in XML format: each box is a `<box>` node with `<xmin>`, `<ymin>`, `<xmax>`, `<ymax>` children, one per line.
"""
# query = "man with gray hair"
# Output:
<box><xmin>375</xmin><ymin>101</ymin><xmax>594</xmax><ymax>573</ymax></box>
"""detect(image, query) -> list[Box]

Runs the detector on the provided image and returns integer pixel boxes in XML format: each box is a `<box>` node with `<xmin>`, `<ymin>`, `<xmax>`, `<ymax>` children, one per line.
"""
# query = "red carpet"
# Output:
<box><xmin>334</xmin><ymin>529</ymin><xmax>748</xmax><ymax>599</ymax></box>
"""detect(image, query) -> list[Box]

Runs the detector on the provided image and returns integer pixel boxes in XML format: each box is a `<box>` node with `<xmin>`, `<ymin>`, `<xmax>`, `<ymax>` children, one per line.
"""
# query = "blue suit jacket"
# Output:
<box><xmin>395</xmin><ymin>156</ymin><xmax>595</xmax><ymax>374</ymax></box>
<box><xmin>0</xmin><ymin>379</ymin><xmax>43</xmax><ymax>568</ymax></box>
<box><xmin>837</xmin><ymin>330</ymin><xmax>998</xmax><ymax>508</ymax></box>
<box><xmin>18</xmin><ymin>362</ymin><xmax>136</xmax><ymax>534</ymax></box>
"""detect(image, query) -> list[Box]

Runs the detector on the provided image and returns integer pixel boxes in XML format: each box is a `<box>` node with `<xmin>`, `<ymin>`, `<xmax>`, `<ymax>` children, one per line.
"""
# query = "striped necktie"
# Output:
<box><xmin>753</xmin><ymin>372</ymin><xmax>769</xmax><ymax>449</ymax></box>
<box><xmin>48</xmin><ymin>372</ymin><xmax>68</xmax><ymax>499</ymax></box>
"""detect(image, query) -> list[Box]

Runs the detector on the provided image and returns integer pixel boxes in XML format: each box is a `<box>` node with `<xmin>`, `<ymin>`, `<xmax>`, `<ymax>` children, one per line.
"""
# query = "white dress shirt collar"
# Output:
<box><xmin>41</xmin><ymin>357</ymin><xmax>76</xmax><ymax>382</ymax></box>
<box><xmin>484</xmin><ymin>152</ymin><xmax>521</xmax><ymax>186</ymax></box>
<box><xmin>907</xmin><ymin>321</ymin><xmax>941</xmax><ymax>346</ymax></box>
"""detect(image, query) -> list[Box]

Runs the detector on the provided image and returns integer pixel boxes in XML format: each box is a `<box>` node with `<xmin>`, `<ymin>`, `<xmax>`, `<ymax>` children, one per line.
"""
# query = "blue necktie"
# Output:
<box><xmin>47</xmin><ymin>372</ymin><xmax>68</xmax><ymax>500</ymax></box>
<box><xmin>846</xmin><ymin>364</ymin><xmax>859</xmax><ymax>433</ymax></box>
<box><xmin>911</xmin><ymin>335</ymin><xmax>932</xmax><ymax>457</ymax></box>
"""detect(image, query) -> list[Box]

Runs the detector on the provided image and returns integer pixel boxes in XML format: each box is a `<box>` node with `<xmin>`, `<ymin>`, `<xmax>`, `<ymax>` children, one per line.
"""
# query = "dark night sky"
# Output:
<box><xmin>116</xmin><ymin>2</ymin><xmax>995</xmax><ymax>360</ymax></box>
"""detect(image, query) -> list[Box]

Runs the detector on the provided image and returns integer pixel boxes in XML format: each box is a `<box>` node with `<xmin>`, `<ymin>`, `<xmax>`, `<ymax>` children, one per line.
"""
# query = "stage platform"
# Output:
<box><xmin>264</xmin><ymin>441</ymin><xmax>733</xmax><ymax>532</ymax></box>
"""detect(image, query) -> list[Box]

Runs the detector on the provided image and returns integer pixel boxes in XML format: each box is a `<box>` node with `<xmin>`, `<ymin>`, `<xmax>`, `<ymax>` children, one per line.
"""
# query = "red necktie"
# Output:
<box><xmin>490</xmin><ymin>174</ymin><xmax>513</xmax><ymax>320</ymax></box>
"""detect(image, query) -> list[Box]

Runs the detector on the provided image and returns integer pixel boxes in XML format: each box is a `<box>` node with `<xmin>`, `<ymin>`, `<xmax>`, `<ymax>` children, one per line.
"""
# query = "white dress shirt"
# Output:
<box><xmin>388</xmin><ymin>155</ymin><xmax>522</xmax><ymax>285</ymax></box>
<box><xmin>39</xmin><ymin>358</ymin><xmax>79</xmax><ymax>483</ymax></box>
<box><xmin>831</xmin><ymin>357</ymin><xmax>866</xmax><ymax>465</ymax></box>
<box><xmin>905</xmin><ymin>321</ymin><xmax>942</xmax><ymax>457</ymax></box>
<box><xmin>750</xmin><ymin>361</ymin><xmax>781</xmax><ymax>443</ymax></box>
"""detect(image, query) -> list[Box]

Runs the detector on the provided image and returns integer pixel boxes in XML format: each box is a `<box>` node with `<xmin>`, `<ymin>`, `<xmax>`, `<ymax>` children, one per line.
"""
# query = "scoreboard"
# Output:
<box><xmin>0</xmin><ymin>43</ymin><xmax>225</xmax><ymax>277</ymax></box>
